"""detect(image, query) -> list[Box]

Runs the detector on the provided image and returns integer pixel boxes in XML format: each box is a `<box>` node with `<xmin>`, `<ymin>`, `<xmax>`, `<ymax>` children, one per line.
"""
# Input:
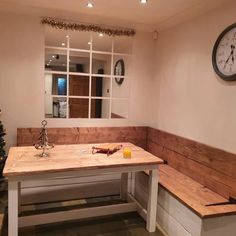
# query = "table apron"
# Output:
<box><xmin>7</xmin><ymin>164</ymin><xmax>159</xmax><ymax>182</ymax></box>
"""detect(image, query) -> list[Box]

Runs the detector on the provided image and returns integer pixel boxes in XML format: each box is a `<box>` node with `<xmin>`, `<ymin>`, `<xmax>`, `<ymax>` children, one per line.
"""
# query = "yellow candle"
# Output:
<box><xmin>123</xmin><ymin>147</ymin><xmax>132</xmax><ymax>159</ymax></box>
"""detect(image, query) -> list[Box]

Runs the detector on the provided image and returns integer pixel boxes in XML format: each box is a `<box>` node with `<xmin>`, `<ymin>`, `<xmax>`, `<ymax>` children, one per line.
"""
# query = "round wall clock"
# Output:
<box><xmin>212</xmin><ymin>23</ymin><xmax>236</xmax><ymax>81</ymax></box>
<box><xmin>114</xmin><ymin>59</ymin><xmax>125</xmax><ymax>85</ymax></box>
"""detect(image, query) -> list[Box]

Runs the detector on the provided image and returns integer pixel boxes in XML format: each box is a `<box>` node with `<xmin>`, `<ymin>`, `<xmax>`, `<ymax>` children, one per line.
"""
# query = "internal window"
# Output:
<box><xmin>44</xmin><ymin>27</ymin><xmax>132</xmax><ymax>119</ymax></box>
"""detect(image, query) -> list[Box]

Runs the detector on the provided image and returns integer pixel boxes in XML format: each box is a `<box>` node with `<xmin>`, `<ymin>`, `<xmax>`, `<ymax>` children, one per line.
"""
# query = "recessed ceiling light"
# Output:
<box><xmin>140</xmin><ymin>0</ymin><xmax>148</xmax><ymax>4</ymax></box>
<box><xmin>52</xmin><ymin>55</ymin><xmax>55</xmax><ymax>58</ymax></box>
<box><xmin>49</xmin><ymin>59</ymin><xmax>52</xmax><ymax>62</ymax></box>
<box><xmin>66</xmin><ymin>35</ymin><xmax>69</xmax><ymax>38</ymax></box>
<box><xmin>99</xmin><ymin>33</ymin><xmax>104</xmax><ymax>37</ymax></box>
<box><xmin>61</xmin><ymin>42</ymin><xmax>66</xmax><ymax>46</ymax></box>
<box><xmin>87</xmin><ymin>2</ymin><xmax>94</xmax><ymax>8</ymax></box>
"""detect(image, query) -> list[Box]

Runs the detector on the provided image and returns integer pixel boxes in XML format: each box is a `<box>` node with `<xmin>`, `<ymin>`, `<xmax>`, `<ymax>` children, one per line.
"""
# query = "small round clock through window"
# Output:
<box><xmin>114</xmin><ymin>59</ymin><xmax>125</xmax><ymax>85</ymax></box>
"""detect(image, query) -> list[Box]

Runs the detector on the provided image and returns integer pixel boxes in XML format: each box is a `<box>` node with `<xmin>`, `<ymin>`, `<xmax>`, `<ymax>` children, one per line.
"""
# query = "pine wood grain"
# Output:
<box><xmin>147</xmin><ymin>127</ymin><xmax>236</xmax><ymax>199</ymax></box>
<box><xmin>143</xmin><ymin>165</ymin><xmax>236</xmax><ymax>218</ymax></box>
<box><xmin>3</xmin><ymin>143</ymin><xmax>163</xmax><ymax>177</ymax></box>
<box><xmin>17</xmin><ymin>127</ymin><xmax>147</xmax><ymax>149</ymax></box>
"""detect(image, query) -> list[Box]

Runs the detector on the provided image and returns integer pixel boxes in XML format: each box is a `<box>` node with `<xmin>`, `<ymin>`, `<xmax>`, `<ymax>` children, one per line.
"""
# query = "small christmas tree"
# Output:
<box><xmin>0</xmin><ymin>110</ymin><xmax>6</xmax><ymax>177</ymax></box>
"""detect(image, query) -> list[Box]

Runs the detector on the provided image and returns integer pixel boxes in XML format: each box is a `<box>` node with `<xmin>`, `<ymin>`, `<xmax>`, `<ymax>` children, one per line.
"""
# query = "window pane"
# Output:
<box><xmin>113</xmin><ymin>55</ymin><xmax>131</xmax><ymax>77</ymax></box>
<box><xmin>69</xmin><ymin>98</ymin><xmax>89</xmax><ymax>118</ymax></box>
<box><xmin>45</xmin><ymin>97</ymin><xmax>67</xmax><ymax>118</ymax></box>
<box><xmin>92</xmin><ymin>53</ymin><xmax>111</xmax><ymax>75</ymax></box>
<box><xmin>91</xmin><ymin>99</ymin><xmax>110</xmax><ymax>119</ymax></box>
<box><xmin>112</xmin><ymin>78</ymin><xmax>130</xmax><ymax>98</ymax></box>
<box><xmin>45</xmin><ymin>73</ymin><xmax>67</xmax><ymax>96</ymax></box>
<box><xmin>92</xmin><ymin>33</ymin><xmax>112</xmax><ymax>52</ymax></box>
<box><xmin>111</xmin><ymin>99</ymin><xmax>128</xmax><ymax>119</ymax></box>
<box><xmin>69</xmin><ymin>75</ymin><xmax>89</xmax><ymax>96</ymax></box>
<box><xmin>69</xmin><ymin>51</ymin><xmax>90</xmax><ymax>73</ymax></box>
<box><xmin>45</xmin><ymin>26</ymin><xmax>68</xmax><ymax>48</ymax></box>
<box><xmin>45</xmin><ymin>48</ymin><xmax>67</xmax><ymax>72</ymax></box>
<box><xmin>69</xmin><ymin>31</ymin><xmax>91</xmax><ymax>50</ymax></box>
<box><xmin>91</xmin><ymin>77</ymin><xmax>110</xmax><ymax>97</ymax></box>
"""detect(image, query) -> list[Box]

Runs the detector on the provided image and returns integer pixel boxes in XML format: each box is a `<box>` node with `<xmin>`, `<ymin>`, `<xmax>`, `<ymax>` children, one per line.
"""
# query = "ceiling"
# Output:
<box><xmin>0</xmin><ymin>0</ymin><xmax>233</xmax><ymax>31</ymax></box>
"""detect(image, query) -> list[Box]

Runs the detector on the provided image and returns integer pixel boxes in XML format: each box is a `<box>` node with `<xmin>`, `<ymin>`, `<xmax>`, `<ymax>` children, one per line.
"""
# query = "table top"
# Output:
<box><xmin>3</xmin><ymin>143</ymin><xmax>163</xmax><ymax>177</ymax></box>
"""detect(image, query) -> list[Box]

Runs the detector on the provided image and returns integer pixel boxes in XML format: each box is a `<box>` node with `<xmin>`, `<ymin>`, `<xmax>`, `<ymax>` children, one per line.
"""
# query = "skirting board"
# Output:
<box><xmin>135</xmin><ymin>172</ymin><xmax>236</xmax><ymax>236</ymax></box>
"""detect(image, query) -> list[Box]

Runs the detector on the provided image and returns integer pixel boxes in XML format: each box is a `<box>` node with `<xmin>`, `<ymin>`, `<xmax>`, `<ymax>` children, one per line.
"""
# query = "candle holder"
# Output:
<box><xmin>34</xmin><ymin>120</ymin><xmax>54</xmax><ymax>157</ymax></box>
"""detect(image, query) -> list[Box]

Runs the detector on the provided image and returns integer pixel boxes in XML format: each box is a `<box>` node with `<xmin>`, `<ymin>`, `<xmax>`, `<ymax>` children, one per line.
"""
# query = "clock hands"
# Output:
<box><xmin>224</xmin><ymin>45</ymin><xmax>235</xmax><ymax>69</ymax></box>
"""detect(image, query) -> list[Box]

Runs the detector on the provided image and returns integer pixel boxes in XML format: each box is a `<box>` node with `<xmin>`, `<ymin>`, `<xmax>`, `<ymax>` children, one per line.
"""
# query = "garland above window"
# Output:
<box><xmin>41</xmin><ymin>17</ymin><xmax>136</xmax><ymax>37</ymax></box>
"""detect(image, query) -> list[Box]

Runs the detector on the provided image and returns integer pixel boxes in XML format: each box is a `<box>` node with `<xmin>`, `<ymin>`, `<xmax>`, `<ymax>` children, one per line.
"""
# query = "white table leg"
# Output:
<box><xmin>146</xmin><ymin>168</ymin><xmax>158</xmax><ymax>233</ymax></box>
<box><xmin>18</xmin><ymin>182</ymin><xmax>21</xmax><ymax>214</ymax></box>
<box><xmin>131</xmin><ymin>172</ymin><xmax>136</xmax><ymax>196</ymax></box>
<box><xmin>120</xmin><ymin>173</ymin><xmax>128</xmax><ymax>200</ymax></box>
<box><xmin>8</xmin><ymin>180</ymin><xmax>19</xmax><ymax>236</ymax></box>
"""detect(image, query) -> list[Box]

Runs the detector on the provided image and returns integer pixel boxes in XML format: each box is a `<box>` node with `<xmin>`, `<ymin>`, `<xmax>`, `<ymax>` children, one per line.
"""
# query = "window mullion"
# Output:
<box><xmin>66</xmin><ymin>35</ymin><xmax>70</xmax><ymax>119</ymax></box>
<box><xmin>88</xmin><ymin>33</ymin><xmax>93</xmax><ymax>119</ymax></box>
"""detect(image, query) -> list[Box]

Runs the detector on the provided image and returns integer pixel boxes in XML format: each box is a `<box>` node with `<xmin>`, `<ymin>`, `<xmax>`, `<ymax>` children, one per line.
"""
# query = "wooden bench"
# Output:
<box><xmin>16</xmin><ymin>126</ymin><xmax>236</xmax><ymax>235</ymax></box>
<box><xmin>134</xmin><ymin>128</ymin><xmax>236</xmax><ymax>236</ymax></box>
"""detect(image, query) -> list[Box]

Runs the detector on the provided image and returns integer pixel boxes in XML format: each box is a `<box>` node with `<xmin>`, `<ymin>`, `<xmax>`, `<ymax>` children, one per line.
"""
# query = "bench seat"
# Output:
<box><xmin>145</xmin><ymin>165</ymin><xmax>236</xmax><ymax>219</ymax></box>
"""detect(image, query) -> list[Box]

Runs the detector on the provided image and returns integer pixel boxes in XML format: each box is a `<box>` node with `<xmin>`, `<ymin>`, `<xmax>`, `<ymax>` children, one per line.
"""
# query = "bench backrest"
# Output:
<box><xmin>17</xmin><ymin>127</ymin><xmax>147</xmax><ymax>149</ymax></box>
<box><xmin>147</xmin><ymin>127</ymin><xmax>236</xmax><ymax>200</ymax></box>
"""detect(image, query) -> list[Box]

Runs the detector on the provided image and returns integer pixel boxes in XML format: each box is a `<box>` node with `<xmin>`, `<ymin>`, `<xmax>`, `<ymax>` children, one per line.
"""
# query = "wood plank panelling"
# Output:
<box><xmin>17</xmin><ymin>127</ymin><xmax>147</xmax><ymax>149</ymax></box>
<box><xmin>17</xmin><ymin>128</ymin><xmax>80</xmax><ymax>146</ymax></box>
<box><xmin>147</xmin><ymin>127</ymin><xmax>236</xmax><ymax>199</ymax></box>
<box><xmin>78</xmin><ymin>127</ymin><xmax>147</xmax><ymax>149</ymax></box>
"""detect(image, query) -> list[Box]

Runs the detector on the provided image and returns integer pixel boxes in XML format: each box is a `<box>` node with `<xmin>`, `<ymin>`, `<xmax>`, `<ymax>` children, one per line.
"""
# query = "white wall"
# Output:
<box><xmin>0</xmin><ymin>11</ymin><xmax>155</xmax><ymax>149</ymax></box>
<box><xmin>45</xmin><ymin>73</ymin><xmax>53</xmax><ymax>115</ymax></box>
<box><xmin>150</xmin><ymin>0</ymin><xmax>236</xmax><ymax>153</ymax></box>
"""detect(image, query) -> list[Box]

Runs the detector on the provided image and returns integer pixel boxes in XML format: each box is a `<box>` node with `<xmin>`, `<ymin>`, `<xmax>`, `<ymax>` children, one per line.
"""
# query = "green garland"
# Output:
<box><xmin>41</xmin><ymin>17</ymin><xmax>136</xmax><ymax>37</ymax></box>
<box><xmin>0</xmin><ymin>111</ymin><xmax>6</xmax><ymax>177</ymax></box>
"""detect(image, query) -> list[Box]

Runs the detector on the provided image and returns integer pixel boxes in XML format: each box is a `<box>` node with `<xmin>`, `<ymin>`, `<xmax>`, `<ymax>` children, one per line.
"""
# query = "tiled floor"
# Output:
<box><xmin>17</xmin><ymin>212</ymin><xmax>165</xmax><ymax>236</ymax></box>
<box><xmin>0</xmin><ymin>184</ymin><xmax>165</xmax><ymax>236</ymax></box>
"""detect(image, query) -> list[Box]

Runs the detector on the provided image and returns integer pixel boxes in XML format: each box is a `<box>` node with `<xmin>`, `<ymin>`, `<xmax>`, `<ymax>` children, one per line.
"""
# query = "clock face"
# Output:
<box><xmin>212</xmin><ymin>23</ymin><xmax>236</xmax><ymax>81</ymax></box>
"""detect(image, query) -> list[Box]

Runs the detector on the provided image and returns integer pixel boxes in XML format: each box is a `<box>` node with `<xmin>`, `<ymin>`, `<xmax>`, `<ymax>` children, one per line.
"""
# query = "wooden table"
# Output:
<box><xmin>3</xmin><ymin>142</ymin><xmax>163</xmax><ymax>236</ymax></box>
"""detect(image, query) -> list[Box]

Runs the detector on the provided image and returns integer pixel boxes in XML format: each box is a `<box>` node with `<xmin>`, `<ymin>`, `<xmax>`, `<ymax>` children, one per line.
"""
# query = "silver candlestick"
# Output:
<box><xmin>34</xmin><ymin>120</ymin><xmax>54</xmax><ymax>157</ymax></box>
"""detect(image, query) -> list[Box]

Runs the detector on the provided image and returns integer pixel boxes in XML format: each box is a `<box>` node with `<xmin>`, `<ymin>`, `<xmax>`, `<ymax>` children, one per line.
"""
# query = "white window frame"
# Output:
<box><xmin>44</xmin><ymin>32</ymin><xmax>132</xmax><ymax>119</ymax></box>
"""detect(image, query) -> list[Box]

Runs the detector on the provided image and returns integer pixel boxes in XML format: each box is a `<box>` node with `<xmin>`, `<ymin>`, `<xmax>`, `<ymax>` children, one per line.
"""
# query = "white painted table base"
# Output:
<box><xmin>8</xmin><ymin>166</ymin><xmax>159</xmax><ymax>236</ymax></box>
